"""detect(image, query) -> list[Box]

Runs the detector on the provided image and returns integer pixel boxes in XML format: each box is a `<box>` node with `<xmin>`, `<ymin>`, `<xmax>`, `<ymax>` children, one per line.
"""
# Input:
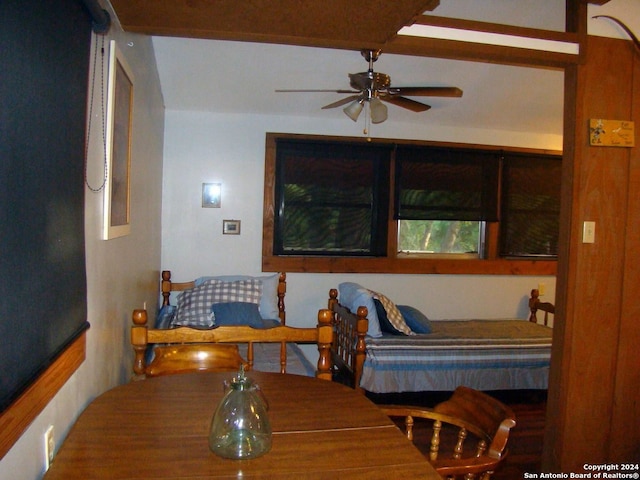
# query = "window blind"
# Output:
<box><xmin>274</xmin><ymin>140</ymin><xmax>390</xmax><ymax>255</ymax></box>
<box><xmin>500</xmin><ymin>153</ymin><xmax>562</xmax><ymax>257</ymax></box>
<box><xmin>394</xmin><ymin>146</ymin><xmax>500</xmax><ymax>221</ymax></box>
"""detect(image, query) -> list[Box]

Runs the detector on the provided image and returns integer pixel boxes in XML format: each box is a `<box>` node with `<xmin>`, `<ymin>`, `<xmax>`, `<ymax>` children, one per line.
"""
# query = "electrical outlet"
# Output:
<box><xmin>44</xmin><ymin>425</ymin><xmax>55</xmax><ymax>471</ymax></box>
<box><xmin>538</xmin><ymin>283</ymin><xmax>546</xmax><ymax>296</ymax></box>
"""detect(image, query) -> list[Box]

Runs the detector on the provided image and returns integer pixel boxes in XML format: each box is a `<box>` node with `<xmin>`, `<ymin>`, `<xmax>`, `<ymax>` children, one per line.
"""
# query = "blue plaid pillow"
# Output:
<box><xmin>172</xmin><ymin>279</ymin><xmax>262</xmax><ymax>328</ymax></box>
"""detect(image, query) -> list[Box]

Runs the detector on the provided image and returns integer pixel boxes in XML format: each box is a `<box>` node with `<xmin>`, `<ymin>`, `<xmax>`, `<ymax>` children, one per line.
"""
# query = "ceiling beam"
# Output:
<box><xmin>385</xmin><ymin>15</ymin><xmax>582</xmax><ymax>69</ymax></box>
<box><xmin>109</xmin><ymin>0</ymin><xmax>435</xmax><ymax>52</ymax></box>
<box><xmin>109</xmin><ymin>0</ymin><xmax>586</xmax><ymax>70</ymax></box>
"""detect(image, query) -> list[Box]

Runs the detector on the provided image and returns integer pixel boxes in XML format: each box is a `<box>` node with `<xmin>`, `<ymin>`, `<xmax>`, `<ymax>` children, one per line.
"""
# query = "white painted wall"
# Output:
<box><xmin>161</xmin><ymin>110</ymin><xmax>559</xmax><ymax>330</ymax></box>
<box><xmin>0</xmin><ymin>6</ymin><xmax>165</xmax><ymax>479</ymax></box>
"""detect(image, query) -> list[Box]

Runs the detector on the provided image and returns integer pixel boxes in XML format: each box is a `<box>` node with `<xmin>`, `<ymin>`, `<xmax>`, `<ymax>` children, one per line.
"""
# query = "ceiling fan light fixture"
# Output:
<box><xmin>369</xmin><ymin>98</ymin><xmax>388</xmax><ymax>124</ymax></box>
<box><xmin>276</xmin><ymin>50</ymin><xmax>461</xmax><ymax>133</ymax></box>
<box><xmin>343</xmin><ymin>99</ymin><xmax>364</xmax><ymax>122</ymax></box>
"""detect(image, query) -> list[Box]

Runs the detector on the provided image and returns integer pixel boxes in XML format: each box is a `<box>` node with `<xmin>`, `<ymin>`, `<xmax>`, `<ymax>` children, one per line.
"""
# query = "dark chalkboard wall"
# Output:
<box><xmin>0</xmin><ymin>0</ymin><xmax>91</xmax><ymax>412</ymax></box>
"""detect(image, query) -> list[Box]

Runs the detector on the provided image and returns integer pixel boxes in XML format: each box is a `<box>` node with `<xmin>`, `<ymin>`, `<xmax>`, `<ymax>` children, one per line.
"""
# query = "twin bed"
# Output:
<box><xmin>133</xmin><ymin>271</ymin><xmax>317</xmax><ymax>377</ymax></box>
<box><xmin>328</xmin><ymin>283</ymin><xmax>554</xmax><ymax>393</ymax></box>
<box><xmin>132</xmin><ymin>271</ymin><xmax>554</xmax><ymax>394</ymax></box>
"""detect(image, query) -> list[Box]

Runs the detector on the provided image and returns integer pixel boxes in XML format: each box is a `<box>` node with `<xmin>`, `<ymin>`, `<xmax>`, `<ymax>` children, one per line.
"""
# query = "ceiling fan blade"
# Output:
<box><xmin>321</xmin><ymin>95</ymin><xmax>361</xmax><ymax>109</ymax></box>
<box><xmin>387</xmin><ymin>86</ymin><xmax>463</xmax><ymax>97</ymax></box>
<box><xmin>381</xmin><ymin>95</ymin><xmax>431</xmax><ymax>112</ymax></box>
<box><xmin>275</xmin><ymin>89</ymin><xmax>358</xmax><ymax>94</ymax></box>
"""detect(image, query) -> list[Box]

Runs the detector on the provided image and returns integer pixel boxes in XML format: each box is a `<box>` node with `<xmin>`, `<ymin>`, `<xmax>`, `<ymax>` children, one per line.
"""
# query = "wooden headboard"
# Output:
<box><xmin>528</xmin><ymin>288</ymin><xmax>555</xmax><ymax>326</ymax></box>
<box><xmin>327</xmin><ymin>288</ymin><xmax>368</xmax><ymax>394</ymax></box>
<box><xmin>159</xmin><ymin>270</ymin><xmax>288</xmax><ymax>325</ymax></box>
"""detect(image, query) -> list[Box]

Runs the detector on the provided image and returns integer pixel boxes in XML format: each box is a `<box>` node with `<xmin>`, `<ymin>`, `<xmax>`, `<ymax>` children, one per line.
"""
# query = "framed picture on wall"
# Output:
<box><xmin>103</xmin><ymin>40</ymin><xmax>134</xmax><ymax>240</ymax></box>
<box><xmin>223</xmin><ymin>220</ymin><xmax>241</xmax><ymax>235</ymax></box>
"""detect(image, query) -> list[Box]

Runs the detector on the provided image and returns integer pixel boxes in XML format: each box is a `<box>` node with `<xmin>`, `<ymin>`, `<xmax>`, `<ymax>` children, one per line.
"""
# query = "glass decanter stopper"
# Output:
<box><xmin>208</xmin><ymin>366</ymin><xmax>272</xmax><ymax>459</ymax></box>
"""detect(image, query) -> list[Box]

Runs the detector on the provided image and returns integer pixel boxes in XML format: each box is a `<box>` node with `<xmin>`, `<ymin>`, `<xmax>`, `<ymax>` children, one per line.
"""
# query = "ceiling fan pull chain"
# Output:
<box><xmin>363</xmin><ymin>102</ymin><xmax>370</xmax><ymax>137</ymax></box>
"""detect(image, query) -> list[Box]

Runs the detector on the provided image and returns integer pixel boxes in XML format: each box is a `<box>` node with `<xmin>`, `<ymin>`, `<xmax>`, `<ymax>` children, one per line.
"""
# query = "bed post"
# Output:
<box><xmin>131</xmin><ymin>309</ymin><xmax>149</xmax><ymax>378</ymax></box>
<box><xmin>278</xmin><ymin>272</ymin><xmax>286</xmax><ymax>325</ymax></box>
<box><xmin>328</xmin><ymin>288</ymin><xmax>338</xmax><ymax>314</ymax></box>
<box><xmin>529</xmin><ymin>288</ymin><xmax>555</xmax><ymax>326</ymax></box>
<box><xmin>161</xmin><ymin>270</ymin><xmax>172</xmax><ymax>306</ymax></box>
<box><xmin>316</xmin><ymin>309</ymin><xmax>334</xmax><ymax>381</ymax></box>
<box><xmin>353</xmin><ymin>306</ymin><xmax>368</xmax><ymax>394</ymax></box>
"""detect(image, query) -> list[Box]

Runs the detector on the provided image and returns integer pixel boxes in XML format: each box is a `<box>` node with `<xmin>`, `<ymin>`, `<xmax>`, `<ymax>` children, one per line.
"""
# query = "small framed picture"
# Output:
<box><xmin>223</xmin><ymin>219</ymin><xmax>241</xmax><ymax>235</ymax></box>
<box><xmin>202</xmin><ymin>183</ymin><xmax>221</xmax><ymax>208</ymax></box>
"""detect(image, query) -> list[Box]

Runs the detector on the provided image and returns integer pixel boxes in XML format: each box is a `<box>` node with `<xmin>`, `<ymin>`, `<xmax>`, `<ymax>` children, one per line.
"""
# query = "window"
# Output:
<box><xmin>274</xmin><ymin>140</ymin><xmax>390</xmax><ymax>256</ymax></box>
<box><xmin>398</xmin><ymin>220</ymin><xmax>482</xmax><ymax>255</ymax></box>
<box><xmin>394</xmin><ymin>145</ymin><xmax>499</xmax><ymax>258</ymax></box>
<box><xmin>263</xmin><ymin>134</ymin><xmax>560</xmax><ymax>275</ymax></box>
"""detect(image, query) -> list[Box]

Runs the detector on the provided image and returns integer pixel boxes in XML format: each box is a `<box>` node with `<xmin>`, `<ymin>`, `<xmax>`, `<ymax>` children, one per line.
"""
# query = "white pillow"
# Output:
<box><xmin>337</xmin><ymin>282</ymin><xmax>382</xmax><ymax>337</ymax></box>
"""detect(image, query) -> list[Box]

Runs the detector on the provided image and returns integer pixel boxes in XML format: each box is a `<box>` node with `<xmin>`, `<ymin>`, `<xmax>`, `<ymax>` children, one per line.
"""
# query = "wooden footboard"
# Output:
<box><xmin>327</xmin><ymin>289</ymin><xmax>368</xmax><ymax>393</ymax></box>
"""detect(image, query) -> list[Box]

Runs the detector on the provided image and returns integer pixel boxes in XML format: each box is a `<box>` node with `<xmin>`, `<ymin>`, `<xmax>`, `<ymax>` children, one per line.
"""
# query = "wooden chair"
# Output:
<box><xmin>528</xmin><ymin>288</ymin><xmax>555</xmax><ymax>326</ymax></box>
<box><xmin>131</xmin><ymin>308</ymin><xmax>334</xmax><ymax>380</ymax></box>
<box><xmin>381</xmin><ymin>386</ymin><xmax>516</xmax><ymax>480</ymax></box>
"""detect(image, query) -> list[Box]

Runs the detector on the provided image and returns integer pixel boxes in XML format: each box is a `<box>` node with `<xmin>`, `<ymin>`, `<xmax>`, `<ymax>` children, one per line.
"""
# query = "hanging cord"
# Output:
<box><xmin>592</xmin><ymin>16</ymin><xmax>640</xmax><ymax>54</ymax></box>
<box><xmin>84</xmin><ymin>33</ymin><xmax>108</xmax><ymax>192</ymax></box>
<box><xmin>363</xmin><ymin>101</ymin><xmax>371</xmax><ymax>138</ymax></box>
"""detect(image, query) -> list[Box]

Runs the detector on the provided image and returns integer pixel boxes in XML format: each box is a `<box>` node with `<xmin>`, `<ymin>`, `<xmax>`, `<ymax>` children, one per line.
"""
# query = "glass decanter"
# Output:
<box><xmin>208</xmin><ymin>366</ymin><xmax>272</xmax><ymax>459</ymax></box>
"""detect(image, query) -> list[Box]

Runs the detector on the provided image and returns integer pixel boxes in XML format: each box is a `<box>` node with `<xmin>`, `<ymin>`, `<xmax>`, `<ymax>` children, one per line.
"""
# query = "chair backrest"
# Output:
<box><xmin>143</xmin><ymin>344</ymin><xmax>247</xmax><ymax>377</ymax></box>
<box><xmin>381</xmin><ymin>386</ymin><xmax>516</xmax><ymax>479</ymax></box>
<box><xmin>132</xmin><ymin>309</ymin><xmax>334</xmax><ymax>380</ymax></box>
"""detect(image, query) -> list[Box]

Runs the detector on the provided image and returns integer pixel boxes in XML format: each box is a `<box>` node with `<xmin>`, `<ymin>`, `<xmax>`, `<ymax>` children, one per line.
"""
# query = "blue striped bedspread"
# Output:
<box><xmin>362</xmin><ymin>319</ymin><xmax>553</xmax><ymax>393</ymax></box>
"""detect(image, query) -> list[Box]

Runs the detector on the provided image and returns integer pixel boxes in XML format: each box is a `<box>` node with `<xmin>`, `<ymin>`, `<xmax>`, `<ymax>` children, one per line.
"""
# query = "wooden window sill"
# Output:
<box><xmin>263</xmin><ymin>255</ymin><xmax>557</xmax><ymax>275</ymax></box>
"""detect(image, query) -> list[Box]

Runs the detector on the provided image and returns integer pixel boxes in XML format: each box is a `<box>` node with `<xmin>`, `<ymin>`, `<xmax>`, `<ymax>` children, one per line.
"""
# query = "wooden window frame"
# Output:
<box><xmin>262</xmin><ymin>133</ymin><xmax>559</xmax><ymax>275</ymax></box>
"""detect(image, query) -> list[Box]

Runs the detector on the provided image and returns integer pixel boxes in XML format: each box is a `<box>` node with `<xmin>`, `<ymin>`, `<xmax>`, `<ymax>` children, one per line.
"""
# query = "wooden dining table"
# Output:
<box><xmin>44</xmin><ymin>371</ymin><xmax>441</xmax><ymax>479</ymax></box>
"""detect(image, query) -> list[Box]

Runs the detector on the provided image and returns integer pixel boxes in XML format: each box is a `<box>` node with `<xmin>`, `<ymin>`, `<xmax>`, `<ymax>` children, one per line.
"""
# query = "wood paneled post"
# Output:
<box><xmin>542</xmin><ymin>35</ymin><xmax>640</xmax><ymax>470</ymax></box>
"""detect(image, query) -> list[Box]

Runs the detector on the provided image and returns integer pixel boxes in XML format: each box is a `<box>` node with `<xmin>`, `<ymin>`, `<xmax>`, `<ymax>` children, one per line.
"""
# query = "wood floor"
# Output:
<box><xmin>368</xmin><ymin>390</ymin><xmax>546</xmax><ymax>479</ymax></box>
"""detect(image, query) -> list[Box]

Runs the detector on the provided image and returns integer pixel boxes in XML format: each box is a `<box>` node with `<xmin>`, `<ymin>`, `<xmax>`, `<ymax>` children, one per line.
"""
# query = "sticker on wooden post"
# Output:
<box><xmin>589</xmin><ymin>119</ymin><xmax>635</xmax><ymax>147</ymax></box>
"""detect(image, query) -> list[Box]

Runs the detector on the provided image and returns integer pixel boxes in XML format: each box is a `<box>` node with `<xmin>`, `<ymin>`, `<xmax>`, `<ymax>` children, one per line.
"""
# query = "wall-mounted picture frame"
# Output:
<box><xmin>223</xmin><ymin>220</ymin><xmax>241</xmax><ymax>235</ymax></box>
<box><xmin>103</xmin><ymin>40</ymin><xmax>134</xmax><ymax>240</ymax></box>
<box><xmin>202</xmin><ymin>183</ymin><xmax>222</xmax><ymax>208</ymax></box>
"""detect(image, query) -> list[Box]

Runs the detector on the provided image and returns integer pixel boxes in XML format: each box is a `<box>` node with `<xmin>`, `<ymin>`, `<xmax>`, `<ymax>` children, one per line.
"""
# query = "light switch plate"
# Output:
<box><xmin>583</xmin><ymin>221</ymin><xmax>595</xmax><ymax>243</ymax></box>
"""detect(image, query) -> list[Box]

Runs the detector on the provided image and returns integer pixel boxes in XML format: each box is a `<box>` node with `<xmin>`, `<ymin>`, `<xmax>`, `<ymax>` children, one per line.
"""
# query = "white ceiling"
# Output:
<box><xmin>151</xmin><ymin>0</ymin><xmax>567</xmax><ymax>136</ymax></box>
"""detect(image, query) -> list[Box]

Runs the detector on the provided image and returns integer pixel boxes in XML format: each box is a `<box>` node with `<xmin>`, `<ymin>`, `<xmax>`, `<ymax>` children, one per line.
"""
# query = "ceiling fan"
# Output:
<box><xmin>276</xmin><ymin>49</ymin><xmax>463</xmax><ymax>124</ymax></box>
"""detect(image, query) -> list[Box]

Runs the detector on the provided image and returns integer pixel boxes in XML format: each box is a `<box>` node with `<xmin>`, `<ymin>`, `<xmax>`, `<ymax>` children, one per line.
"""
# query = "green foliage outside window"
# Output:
<box><xmin>398</xmin><ymin>220</ymin><xmax>480</xmax><ymax>254</ymax></box>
